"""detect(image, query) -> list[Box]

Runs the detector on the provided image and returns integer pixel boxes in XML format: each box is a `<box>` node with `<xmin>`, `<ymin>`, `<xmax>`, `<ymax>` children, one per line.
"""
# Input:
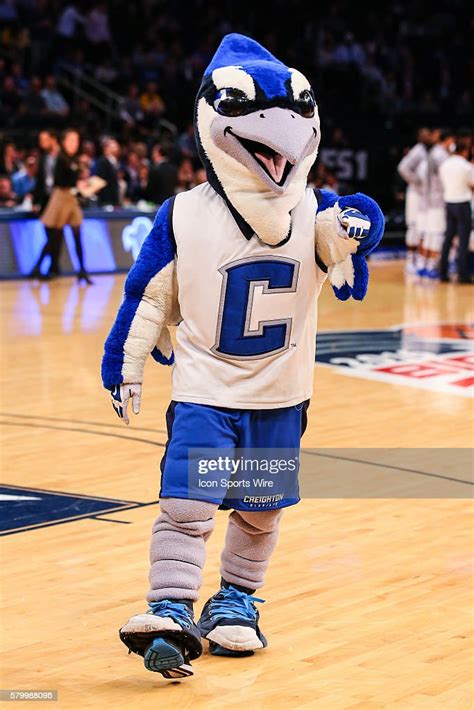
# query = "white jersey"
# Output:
<box><xmin>170</xmin><ymin>183</ymin><xmax>326</xmax><ymax>409</ymax></box>
<box><xmin>416</xmin><ymin>144</ymin><xmax>449</xmax><ymax>209</ymax></box>
<box><xmin>398</xmin><ymin>143</ymin><xmax>428</xmax><ymax>195</ymax></box>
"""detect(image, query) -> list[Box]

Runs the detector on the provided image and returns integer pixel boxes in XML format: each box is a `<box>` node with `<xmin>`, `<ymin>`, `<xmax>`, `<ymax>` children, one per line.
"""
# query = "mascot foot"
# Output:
<box><xmin>198</xmin><ymin>584</ymin><xmax>267</xmax><ymax>656</ymax></box>
<box><xmin>119</xmin><ymin>600</ymin><xmax>202</xmax><ymax>678</ymax></box>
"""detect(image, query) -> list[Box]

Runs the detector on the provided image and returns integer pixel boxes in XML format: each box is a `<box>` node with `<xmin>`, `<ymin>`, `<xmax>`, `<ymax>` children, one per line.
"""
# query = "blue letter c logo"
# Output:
<box><xmin>212</xmin><ymin>257</ymin><xmax>299</xmax><ymax>360</ymax></box>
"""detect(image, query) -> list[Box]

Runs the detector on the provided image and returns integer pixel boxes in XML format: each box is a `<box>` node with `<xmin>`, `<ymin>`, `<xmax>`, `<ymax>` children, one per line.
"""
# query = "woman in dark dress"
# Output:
<box><xmin>40</xmin><ymin>128</ymin><xmax>92</xmax><ymax>284</ymax></box>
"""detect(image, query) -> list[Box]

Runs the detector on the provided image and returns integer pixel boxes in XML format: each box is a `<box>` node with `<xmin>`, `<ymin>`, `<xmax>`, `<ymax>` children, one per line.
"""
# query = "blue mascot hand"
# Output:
<box><xmin>337</xmin><ymin>208</ymin><xmax>371</xmax><ymax>240</ymax></box>
<box><xmin>337</xmin><ymin>193</ymin><xmax>385</xmax><ymax>259</ymax></box>
<box><xmin>323</xmin><ymin>193</ymin><xmax>384</xmax><ymax>301</ymax></box>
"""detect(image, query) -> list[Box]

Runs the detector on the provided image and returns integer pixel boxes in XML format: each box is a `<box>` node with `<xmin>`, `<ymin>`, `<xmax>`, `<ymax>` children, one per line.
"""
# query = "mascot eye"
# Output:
<box><xmin>214</xmin><ymin>89</ymin><xmax>252</xmax><ymax>117</ymax></box>
<box><xmin>295</xmin><ymin>90</ymin><xmax>315</xmax><ymax>118</ymax></box>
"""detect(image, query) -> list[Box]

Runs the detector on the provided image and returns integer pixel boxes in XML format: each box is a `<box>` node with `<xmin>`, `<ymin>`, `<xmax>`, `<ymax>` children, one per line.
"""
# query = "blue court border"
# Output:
<box><xmin>0</xmin><ymin>483</ymin><xmax>159</xmax><ymax>536</ymax></box>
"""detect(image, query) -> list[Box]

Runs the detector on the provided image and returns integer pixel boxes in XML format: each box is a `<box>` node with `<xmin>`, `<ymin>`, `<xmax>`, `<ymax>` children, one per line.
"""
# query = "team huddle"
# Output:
<box><xmin>398</xmin><ymin>127</ymin><xmax>473</xmax><ymax>283</ymax></box>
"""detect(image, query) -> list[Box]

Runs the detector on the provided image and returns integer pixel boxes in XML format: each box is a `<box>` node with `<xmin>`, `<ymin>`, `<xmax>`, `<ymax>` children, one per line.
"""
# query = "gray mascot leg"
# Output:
<box><xmin>220</xmin><ymin>509</ymin><xmax>283</xmax><ymax>590</ymax></box>
<box><xmin>147</xmin><ymin>497</ymin><xmax>218</xmax><ymax>602</ymax></box>
<box><xmin>119</xmin><ymin>497</ymin><xmax>217</xmax><ymax>677</ymax></box>
<box><xmin>196</xmin><ymin>509</ymin><xmax>283</xmax><ymax>655</ymax></box>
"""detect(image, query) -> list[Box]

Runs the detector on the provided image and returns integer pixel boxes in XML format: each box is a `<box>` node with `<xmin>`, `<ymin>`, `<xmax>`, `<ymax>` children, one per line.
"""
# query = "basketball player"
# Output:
<box><xmin>415</xmin><ymin>128</ymin><xmax>455</xmax><ymax>278</ymax></box>
<box><xmin>397</xmin><ymin>128</ymin><xmax>432</xmax><ymax>273</ymax></box>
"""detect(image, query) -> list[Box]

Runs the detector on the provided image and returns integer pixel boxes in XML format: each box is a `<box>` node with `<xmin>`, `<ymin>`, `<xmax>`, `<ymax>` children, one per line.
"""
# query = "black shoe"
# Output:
<box><xmin>198</xmin><ymin>582</ymin><xmax>267</xmax><ymax>656</ymax></box>
<box><xmin>439</xmin><ymin>275</ymin><xmax>450</xmax><ymax>283</ymax></box>
<box><xmin>77</xmin><ymin>270</ymin><xmax>93</xmax><ymax>285</ymax></box>
<box><xmin>119</xmin><ymin>600</ymin><xmax>202</xmax><ymax>678</ymax></box>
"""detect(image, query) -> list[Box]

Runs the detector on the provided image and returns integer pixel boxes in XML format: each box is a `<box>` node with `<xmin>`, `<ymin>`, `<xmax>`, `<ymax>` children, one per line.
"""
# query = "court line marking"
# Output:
<box><xmin>0</xmin><ymin>420</ymin><xmax>164</xmax><ymax>448</ymax></box>
<box><xmin>0</xmin><ymin>411</ymin><xmax>167</xmax><ymax>435</ymax></box>
<box><xmin>301</xmin><ymin>450</ymin><xmax>473</xmax><ymax>487</ymax></box>
<box><xmin>0</xmin><ymin>481</ymin><xmax>144</xmax><ymax>504</ymax></box>
<box><xmin>1</xmin><ymin>500</ymin><xmax>160</xmax><ymax>536</ymax></box>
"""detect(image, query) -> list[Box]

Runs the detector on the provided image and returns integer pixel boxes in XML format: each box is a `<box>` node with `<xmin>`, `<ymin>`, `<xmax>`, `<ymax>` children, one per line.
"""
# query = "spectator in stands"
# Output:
<box><xmin>10</xmin><ymin>63</ymin><xmax>28</xmax><ymax>92</ymax></box>
<box><xmin>56</xmin><ymin>2</ymin><xmax>85</xmax><ymax>51</ymax></box>
<box><xmin>136</xmin><ymin>163</ymin><xmax>150</xmax><ymax>203</ymax></box>
<box><xmin>1</xmin><ymin>76</ymin><xmax>22</xmax><ymax>116</ymax></box>
<box><xmin>124</xmin><ymin>150</ymin><xmax>141</xmax><ymax>201</ymax></box>
<box><xmin>81</xmin><ymin>139</ymin><xmax>97</xmax><ymax>163</ymax></box>
<box><xmin>175</xmin><ymin>158</ymin><xmax>195</xmax><ymax>193</ymax></box>
<box><xmin>24</xmin><ymin>77</ymin><xmax>46</xmax><ymax>118</ymax></box>
<box><xmin>78</xmin><ymin>153</ymin><xmax>92</xmax><ymax>180</ymax></box>
<box><xmin>140</xmin><ymin>82</ymin><xmax>165</xmax><ymax>116</ymax></box>
<box><xmin>333</xmin><ymin>33</ymin><xmax>365</xmax><ymax>67</ymax></box>
<box><xmin>95</xmin><ymin>137</ymin><xmax>121</xmax><ymax>206</ymax></box>
<box><xmin>41</xmin><ymin>76</ymin><xmax>70</xmax><ymax>118</ymax></box>
<box><xmin>177</xmin><ymin>122</ymin><xmax>198</xmax><ymax>160</ymax></box>
<box><xmin>194</xmin><ymin>167</ymin><xmax>207</xmax><ymax>185</ymax></box>
<box><xmin>133</xmin><ymin>142</ymin><xmax>149</xmax><ymax>164</ymax></box>
<box><xmin>146</xmin><ymin>142</ymin><xmax>178</xmax><ymax>205</ymax></box>
<box><xmin>0</xmin><ymin>142</ymin><xmax>21</xmax><ymax>176</ymax></box>
<box><xmin>85</xmin><ymin>2</ymin><xmax>112</xmax><ymax>62</ymax></box>
<box><xmin>120</xmin><ymin>83</ymin><xmax>144</xmax><ymax>127</ymax></box>
<box><xmin>0</xmin><ymin>175</ymin><xmax>17</xmax><ymax>207</ymax></box>
<box><xmin>12</xmin><ymin>155</ymin><xmax>37</xmax><ymax>200</ymax></box>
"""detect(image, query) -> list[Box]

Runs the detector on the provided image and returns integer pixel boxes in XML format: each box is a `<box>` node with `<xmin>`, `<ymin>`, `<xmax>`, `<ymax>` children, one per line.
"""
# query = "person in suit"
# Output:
<box><xmin>145</xmin><ymin>142</ymin><xmax>178</xmax><ymax>205</ymax></box>
<box><xmin>95</xmin><ymin>137</ymin><xmax>120</xmax><ymax>206</ymax></box>
<box><xmin>439</xmin><ymin>138</ymin><xmax>474</xmax><ymax>283</ymax></box>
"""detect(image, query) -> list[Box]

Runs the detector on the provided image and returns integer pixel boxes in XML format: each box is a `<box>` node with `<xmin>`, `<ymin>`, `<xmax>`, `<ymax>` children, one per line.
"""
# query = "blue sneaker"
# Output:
<box><xmin>119</xmin><ymin>600</ymin><xmax>202</xmax><ymax>678</ymax></box>
<box><xmin>424</xmin><ymin>268</ymin><xmax>440</xmax><ymax>280</ymax></box>
<box><xmin>197</xmin><ymin>583</ymin><xmax>267</xmax><ymax>656</ymax></box>
<box><xmin>417</xmin><ymin>267</ymin><xmax>428</xmax><ymax>278</ymax></box>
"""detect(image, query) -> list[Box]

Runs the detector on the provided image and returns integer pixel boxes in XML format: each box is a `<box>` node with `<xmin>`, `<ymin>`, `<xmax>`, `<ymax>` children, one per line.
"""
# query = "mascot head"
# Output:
<box><xmin>195</xmin><ymin>33</ymin><xmax>321</xmax><ymax>246</ymax></box>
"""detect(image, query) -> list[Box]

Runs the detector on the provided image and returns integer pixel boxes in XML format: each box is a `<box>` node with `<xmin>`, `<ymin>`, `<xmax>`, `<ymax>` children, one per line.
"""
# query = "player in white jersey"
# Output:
<box><xmin>397</xmin><ymin>127</ymin><xmax>432</xmax><ymax>273</ymax></box>
<box><xmin>415</xmin><ymin>128</ymin><xmax>455</xmax><ymax>278</ymax></box>
<box><xmin>101</xmin><ymin>33</ymin><xmax>384</xmax><ymax>678</ymax></box>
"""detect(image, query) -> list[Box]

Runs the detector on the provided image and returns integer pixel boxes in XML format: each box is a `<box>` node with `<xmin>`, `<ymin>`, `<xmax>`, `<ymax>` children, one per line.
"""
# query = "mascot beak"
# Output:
<box><xmin>210</xmin><ymin>106</ymin><xmax>319</xmax><ymax>193</ymax></box>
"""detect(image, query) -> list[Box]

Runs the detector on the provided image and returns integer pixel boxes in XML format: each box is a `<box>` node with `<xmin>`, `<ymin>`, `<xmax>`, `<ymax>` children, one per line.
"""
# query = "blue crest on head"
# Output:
<box><xmin>204</xmin><ymin>33</ymin><xmax>292</xmax><ymax>100</ymax></box>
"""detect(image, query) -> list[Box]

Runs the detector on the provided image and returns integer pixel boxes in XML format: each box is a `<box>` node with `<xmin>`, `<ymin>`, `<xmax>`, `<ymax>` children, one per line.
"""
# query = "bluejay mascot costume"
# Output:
<box><xmin>102</xmin><ymin>34</ymin><xmax>384</xmax><ymax>678</ymax></box>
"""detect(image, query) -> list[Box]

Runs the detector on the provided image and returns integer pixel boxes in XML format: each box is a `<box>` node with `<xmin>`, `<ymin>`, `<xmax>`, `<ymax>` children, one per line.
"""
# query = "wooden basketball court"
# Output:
<box><xmin>1</xmin><ymin>262</ymin><xmax>472</xmax><ymax>709</ymax></box>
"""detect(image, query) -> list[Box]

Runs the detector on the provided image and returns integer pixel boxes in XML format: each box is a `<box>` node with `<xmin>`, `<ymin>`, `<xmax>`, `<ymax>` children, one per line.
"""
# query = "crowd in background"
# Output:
<box><xmin>0</xmin><ymin>0</ymin><xmax>472</xmax><ymax>211</ymax></box>
<box><xmin>0</xmin><ymin>130</ymin><xmax>209</xmax><ymax>209</ymax></box>
<box><xmin>1</xmin><ymin>0</ymin><xmax>471</xmax><ymax>131</ymax></box>
<box><xmin>0</xmin><ymin>128</ymin><xmax>344</xmax><ymax>210</ymax></box>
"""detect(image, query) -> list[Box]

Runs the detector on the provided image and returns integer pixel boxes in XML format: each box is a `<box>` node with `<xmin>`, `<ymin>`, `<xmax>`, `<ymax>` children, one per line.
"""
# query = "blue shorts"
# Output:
<box><xmin>160</xmin><ymin>400</ymin><xmax>309</xmax><ymax>511</ymax></box>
